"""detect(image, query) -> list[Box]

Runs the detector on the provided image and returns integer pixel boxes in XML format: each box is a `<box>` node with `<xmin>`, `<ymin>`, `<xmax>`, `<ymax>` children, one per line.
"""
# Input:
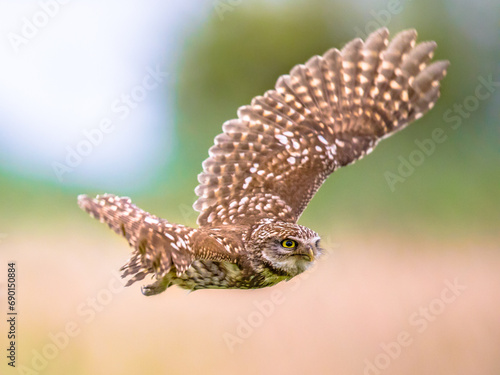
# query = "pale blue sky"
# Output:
<box><xmin>0</xmin><ymin>1</ymin><xmax>211</xmax><ymax>191</ymax></box>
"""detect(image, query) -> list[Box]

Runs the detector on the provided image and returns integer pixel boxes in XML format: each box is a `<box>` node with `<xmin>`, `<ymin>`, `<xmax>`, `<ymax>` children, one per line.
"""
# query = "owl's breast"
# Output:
<box><xmin>172</xmin><ymin>260</ymin><xmax>289</xmax><ymax>290</ymax></box>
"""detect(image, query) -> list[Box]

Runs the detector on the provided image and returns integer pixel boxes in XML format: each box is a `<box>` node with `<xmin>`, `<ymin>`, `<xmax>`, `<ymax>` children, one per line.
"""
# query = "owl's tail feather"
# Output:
<box><xmin>78</xmin><ymin>194</ymin><xmax>196</xmax><ymax>289</ymax></box>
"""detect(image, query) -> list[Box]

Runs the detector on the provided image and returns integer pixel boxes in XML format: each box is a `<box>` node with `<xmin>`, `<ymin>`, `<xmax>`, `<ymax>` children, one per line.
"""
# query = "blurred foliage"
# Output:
<box><xmin>1</xmin><ymin>0</ymin><xmax>499</xmax><ymax>238</ymax></box>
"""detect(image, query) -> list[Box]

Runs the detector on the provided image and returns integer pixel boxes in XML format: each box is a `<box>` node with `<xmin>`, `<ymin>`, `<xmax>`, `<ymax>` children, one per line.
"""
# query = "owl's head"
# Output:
<box><xmin>249</xmin><ymin>220</ymin><xmax>322</xmax><ymax>277</ymax></box>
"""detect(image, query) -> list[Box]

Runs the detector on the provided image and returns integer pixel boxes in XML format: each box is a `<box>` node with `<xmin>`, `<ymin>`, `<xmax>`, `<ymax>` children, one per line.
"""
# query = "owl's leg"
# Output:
<box><xmin>141</xmin><ymin>277</ymin><xmax>172</xmax><ymax>296</ymax></box>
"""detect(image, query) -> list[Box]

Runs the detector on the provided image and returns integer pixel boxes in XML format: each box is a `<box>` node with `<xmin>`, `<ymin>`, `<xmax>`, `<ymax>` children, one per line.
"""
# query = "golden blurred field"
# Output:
<box><xmin>3</xmin><ymin>222</ymin><xmax>499</xmax><ymax>375</ymax></box>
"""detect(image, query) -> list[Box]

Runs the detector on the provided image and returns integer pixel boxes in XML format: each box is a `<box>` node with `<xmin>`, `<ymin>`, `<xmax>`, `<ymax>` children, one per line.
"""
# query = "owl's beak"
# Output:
<box><xmin>294</xmin><ymin>246</ymin><xmax>315</xmax><ymax>261</ymax></box>
<box><xmin>299</xmin><ymin>246</ymin><xmax>315</xmax><ymax>261</ymax></box>
<box><xmin>308</xmin><ymin>248</ymin><xmax>315</xmax><ymax>261</ymax></box>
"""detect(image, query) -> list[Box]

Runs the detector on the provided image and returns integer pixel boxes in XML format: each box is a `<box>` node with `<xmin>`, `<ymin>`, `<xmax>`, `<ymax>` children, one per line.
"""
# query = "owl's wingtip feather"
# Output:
<box><xmin>77</xmin><ymin>194</ymin><xmax>89</xmax><ymax>202</ymax></box>
<box><xmin>398</xmin><ymin>28</ymin><xmax>418</xmax><ymax>38</ymax></box>
<box><xmin>77</xmin><ymin>194</ymin><xmax>92</xmax><ymax>211</ymax></box>
<box><xmin>367</xmin><ymin>27</ymin><xmax>390</xmax><ymax>39</ymax></box>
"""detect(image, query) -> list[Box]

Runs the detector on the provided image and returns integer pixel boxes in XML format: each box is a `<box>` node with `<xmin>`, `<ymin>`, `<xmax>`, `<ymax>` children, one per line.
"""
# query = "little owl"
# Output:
<box><xmin>78</xmin><ymin>28</ymin><xmax>448</xmax><ymax>295</ymax></box>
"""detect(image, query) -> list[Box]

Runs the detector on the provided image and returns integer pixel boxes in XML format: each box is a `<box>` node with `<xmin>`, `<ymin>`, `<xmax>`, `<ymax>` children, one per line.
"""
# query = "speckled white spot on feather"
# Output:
<box><xmin>275</xmin><ymin>134</ymin><xmax>288</xmax><ymax>145</ymax></box>
<box><xmin>242</xmin><ymin>177</ymin><xmax>252</xmax><ymax>189</ymax></box>
<box><xmin>318</xmin><ymin>135</ymin><xmax>328</xmax><ymax>145</ymax></box>
<box><xmin>145</xmin><ymin>217</ymin><xmax>159</xmax><ymax>225</ymax></box>
<box><xmin>335</xmin><ymin>139</ymin><xmax>345</xmax><ymax>147</ymax></box>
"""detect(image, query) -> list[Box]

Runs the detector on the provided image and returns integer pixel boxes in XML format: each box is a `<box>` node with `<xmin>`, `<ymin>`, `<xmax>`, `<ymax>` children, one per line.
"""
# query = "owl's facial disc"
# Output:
<box><xmin>250</xmin><ymin>221</ymin><xmax>321</xmax><ymax>276</ymax></box>
<box><xmin>279</xmin><ymin>237</ymin><xmax>314</xmax><ymax>261</ymax></box>
<box><xmin>262</xmin><ymin>235</ymin><xmax>321</xmax><ymax>277</ymax></box>
<box><xmin>285</xmin><ymin>236</ymin><xmax>320</xmax><ymax>262</ymax></box>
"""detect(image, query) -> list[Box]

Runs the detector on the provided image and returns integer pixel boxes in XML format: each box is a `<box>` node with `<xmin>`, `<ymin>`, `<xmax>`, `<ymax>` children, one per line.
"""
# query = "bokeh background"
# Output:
<box><xmin>1</xmin><ymin>1</ymin><xmax>499</xmax><ymax>374</ymax></box>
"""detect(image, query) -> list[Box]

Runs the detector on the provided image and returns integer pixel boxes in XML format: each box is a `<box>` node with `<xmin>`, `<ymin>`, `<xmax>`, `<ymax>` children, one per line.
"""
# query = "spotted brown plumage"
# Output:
<box><xmin>78</xmin><ymin>28</ymin><xmax>448</xmax><ymax>294</ymax></box>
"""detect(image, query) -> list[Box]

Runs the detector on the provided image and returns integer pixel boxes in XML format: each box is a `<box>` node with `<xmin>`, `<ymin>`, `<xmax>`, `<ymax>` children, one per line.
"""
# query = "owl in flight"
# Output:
<box><xmin>78</xmin><ymin>28</ymin><xmax>448</xmax><ymax>295</ymax></box>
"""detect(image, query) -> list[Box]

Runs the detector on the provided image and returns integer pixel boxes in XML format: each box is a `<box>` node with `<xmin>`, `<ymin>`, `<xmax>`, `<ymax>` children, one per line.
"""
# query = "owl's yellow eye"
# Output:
<box><xmin>281</xmin><ymin>239</ymin><xmax>297</xmax><ymax>248</ymax></box>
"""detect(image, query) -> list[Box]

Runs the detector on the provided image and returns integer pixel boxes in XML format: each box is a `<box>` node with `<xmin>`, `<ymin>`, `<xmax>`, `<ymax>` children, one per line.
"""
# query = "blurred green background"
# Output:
<box><xmin>1</xmin><ymin>1</ymin><xmax>499</xmax><ymax>375</ymax></box>
<box><xmin>1</xmin><ymin>0</ymin><xmax>498</xmax><ymax>237</ymax></box>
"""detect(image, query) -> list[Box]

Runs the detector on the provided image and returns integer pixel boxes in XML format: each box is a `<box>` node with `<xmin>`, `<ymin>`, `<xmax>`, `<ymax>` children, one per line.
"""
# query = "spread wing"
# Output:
<box><xmin>78</xmin><ymin>194</ymin><xmax>237</xmax><ymax>285</ymax></box>
<box><xmin>194</xmin><ymin>28</ymin><xmax>449</xmax><ymax>227</ymax></box>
